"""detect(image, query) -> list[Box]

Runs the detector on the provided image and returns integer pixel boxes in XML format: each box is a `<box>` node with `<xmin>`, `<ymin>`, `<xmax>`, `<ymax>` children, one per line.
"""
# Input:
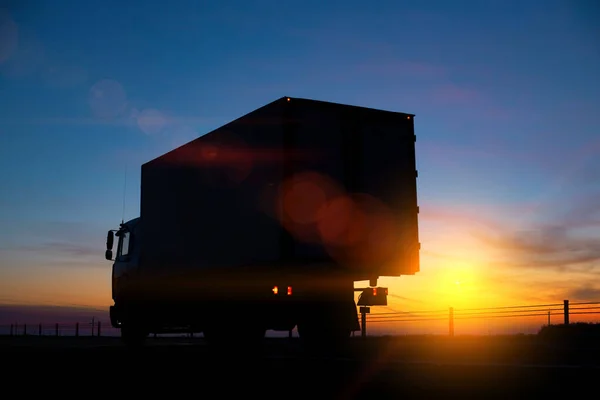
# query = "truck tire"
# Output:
<box><xmin>121</xmin><ymin>326</ymin><xmax>148</xmax><ymax>347</ymax></box>
<box><xmin>297</xmin><ymin>301</ymin><xmax>353</xmax><ymax>354</ymax></box>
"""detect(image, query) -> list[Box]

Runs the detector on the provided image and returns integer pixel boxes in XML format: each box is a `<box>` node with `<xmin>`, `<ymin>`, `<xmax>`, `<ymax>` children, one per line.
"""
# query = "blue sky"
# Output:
<box><xmin>0</xmin><ymin>0</ymin><xmax>599</xmax><ymax>326</ymax></box>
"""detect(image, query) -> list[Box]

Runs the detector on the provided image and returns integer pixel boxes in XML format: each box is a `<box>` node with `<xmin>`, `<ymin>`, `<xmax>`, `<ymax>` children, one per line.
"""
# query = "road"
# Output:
<box><xmin>1</xmin><ymin>335</ymin><xmax>598</xmax><ymax>398</ymax></box>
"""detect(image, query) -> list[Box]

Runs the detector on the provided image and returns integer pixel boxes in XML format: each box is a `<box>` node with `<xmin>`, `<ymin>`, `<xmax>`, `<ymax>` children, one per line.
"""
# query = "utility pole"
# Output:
<box><xmin>449</xmin><ymin>307</ymin><xmax>454</xmax><ymax>337</ymax></box>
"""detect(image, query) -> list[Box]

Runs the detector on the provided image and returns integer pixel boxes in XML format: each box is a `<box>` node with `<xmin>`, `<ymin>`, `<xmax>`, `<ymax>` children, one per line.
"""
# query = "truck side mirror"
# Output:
<box><xmin>105</xmin><ymin>249</ymin><xmax>113</xmax><ymax>261</ymax></box>
<box><xmin>106</xmin><ymin>231</ymin><xmax>114</xmax><ymax>250</ymax></box>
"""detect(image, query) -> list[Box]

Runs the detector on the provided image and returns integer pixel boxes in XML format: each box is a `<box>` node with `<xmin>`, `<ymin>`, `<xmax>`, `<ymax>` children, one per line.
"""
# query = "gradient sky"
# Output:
<box><xmin>1</xmin><ymin>0</ymin><xmax>599</xmax><ymax>334</ymax></box>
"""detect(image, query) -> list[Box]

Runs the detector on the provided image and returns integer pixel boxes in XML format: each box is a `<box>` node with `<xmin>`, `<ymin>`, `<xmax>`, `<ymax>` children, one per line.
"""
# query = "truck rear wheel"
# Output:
<box><xmin>298</xmin><ymin>321</ymin><xmax>351</xmax><ymax>346</ymax></box>
<box><xmin>297</xmin><ymin>301</ymin><xmax>355</xmax><ymax>353</ymax></box>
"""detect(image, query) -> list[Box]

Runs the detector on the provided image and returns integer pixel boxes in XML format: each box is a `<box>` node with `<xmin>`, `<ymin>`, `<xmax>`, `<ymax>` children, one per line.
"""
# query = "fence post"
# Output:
<box><xmin>39</xmin><ymin>323</ymin><xmax>42</xmax><ymax>336</ymax></box>
<box><xmin>23</xmin><ymin>324</ymin><xmax>27</xmax><ymax>336</ymax></box>
<box><xmin>449</xmin><ymin>307</ymin><xmax>454</xmax><ymax>337</ymax></box>
<box><xmin>75</xmin><ymin>322</ymin><xmax>79</xmax><ymax>337</ymax></box>
<box><xmin>360</xmin><ymin>306</ymin><xmax>370</xmax><ymax>338</ymax></box>
<box><xmin>563</xmin><ymin>300</ymin><xmax>569</xmax><ymax>325</ymax></box>
<box><xmin>55</xmin><ymin>323</ymin><xmax>59</xmax><ymax>337</ymax></box>
<box><xmin>97</xmin><ymin>321</ymin><xmax>101</xmax><ymax>337</ymax></box>
<box><xmin>10</xmin><ymin>324</ymin><xmax>13</xmax><ymax>336</ymax></box>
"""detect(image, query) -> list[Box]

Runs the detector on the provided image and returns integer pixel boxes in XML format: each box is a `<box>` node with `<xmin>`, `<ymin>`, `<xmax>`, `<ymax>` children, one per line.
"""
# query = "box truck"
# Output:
<box><xmin>105</xmin><ymin>96</ymin><xmax>420</xmax><ymax>346</ymax></box>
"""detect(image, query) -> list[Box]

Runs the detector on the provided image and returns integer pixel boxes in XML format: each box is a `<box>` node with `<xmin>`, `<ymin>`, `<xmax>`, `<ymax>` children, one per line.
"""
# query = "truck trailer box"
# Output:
<box><xmin>140</xmin><ymin>96</ymin><xmax>419</xmax><ymax>279</ymax></box>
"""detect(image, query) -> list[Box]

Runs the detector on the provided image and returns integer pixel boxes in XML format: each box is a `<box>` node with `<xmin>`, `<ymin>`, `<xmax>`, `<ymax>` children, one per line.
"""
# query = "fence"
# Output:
<box><xmin>1</xmin><ymin>319</ymin><xmax>121</xmax><ymax>337</ymax></box>
<box><xmin>361</xmin><ymin>299</ymin><xmax>600</xmax><ymax>336</ymax></box>
<box><xmin>1</xmin><ymin>299</ymin><xmax>599</xmax><ymax>338</ymax></box>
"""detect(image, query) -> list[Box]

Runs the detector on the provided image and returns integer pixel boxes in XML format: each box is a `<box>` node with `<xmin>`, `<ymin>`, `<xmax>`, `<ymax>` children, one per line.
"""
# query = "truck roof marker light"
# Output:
<box><xmin>286</xmin><ymin>97</ymin><xmax>291</xmax><ymax>102</ymax></box>
<box><xmin>287</xmin><ymin>286</ymin><xmax>292</xmax><ymax>295</ymax></box>
<box><xmin>273</xmin><ymin>286</ymin><xmax>278</xmax><ymax>295</ymax></box>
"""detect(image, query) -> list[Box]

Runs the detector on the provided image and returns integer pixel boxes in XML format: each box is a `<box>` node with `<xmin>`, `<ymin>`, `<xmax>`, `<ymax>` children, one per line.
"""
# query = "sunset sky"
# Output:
<box><xmin>1</xmin><ymin>0</ymin><xmax>599</xmax><ymax>335</ymax></box>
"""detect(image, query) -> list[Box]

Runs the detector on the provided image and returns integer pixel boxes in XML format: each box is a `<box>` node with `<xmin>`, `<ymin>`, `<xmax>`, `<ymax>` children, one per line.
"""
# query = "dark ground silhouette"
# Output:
<box><xmin>1</xmin><ymin>330</ymin><xmax>598</xmax><ymax>398</ymax></box>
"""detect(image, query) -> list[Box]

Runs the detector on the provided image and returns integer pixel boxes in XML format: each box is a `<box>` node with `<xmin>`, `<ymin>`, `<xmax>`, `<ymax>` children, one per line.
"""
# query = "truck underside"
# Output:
<box><xmin>110</xmin><ymin>266</ymin><xmax>362</xmax><ymax>347</ymax></box>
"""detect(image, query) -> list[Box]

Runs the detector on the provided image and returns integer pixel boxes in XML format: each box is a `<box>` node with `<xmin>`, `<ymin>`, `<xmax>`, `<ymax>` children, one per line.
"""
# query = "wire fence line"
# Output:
<box><xmin>359</xmin><ymin>299</ymin><xmax>600</xmax><ymax>336</ymax></box>
<box><xmin>0</xmin><ymin>320</ymin><xmax>121</xmax><ymax>337</ymax></box>
<box><xmin>1</xmin><ymin>299</ymin><xmax>599</xmax><ymax>338</ymax></box>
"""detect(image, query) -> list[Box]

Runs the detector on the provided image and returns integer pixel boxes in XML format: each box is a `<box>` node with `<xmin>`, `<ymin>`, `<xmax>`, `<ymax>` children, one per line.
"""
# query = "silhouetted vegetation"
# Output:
<box><xmin>538</xmin><ymin>322</ymin><xmax>600</xmax><ymax>342</ymax></box>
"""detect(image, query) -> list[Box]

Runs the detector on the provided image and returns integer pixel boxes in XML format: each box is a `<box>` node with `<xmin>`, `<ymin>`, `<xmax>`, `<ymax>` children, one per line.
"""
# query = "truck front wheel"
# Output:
<box><xmin>121</xmin><ymin>326</ymin><xmax>148</xmax><ymax>347</ymax></box>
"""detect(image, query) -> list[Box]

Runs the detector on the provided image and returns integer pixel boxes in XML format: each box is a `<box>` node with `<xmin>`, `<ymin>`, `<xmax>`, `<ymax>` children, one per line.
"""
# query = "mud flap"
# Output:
<box><xmin>349</xmin><ymin>300</ymin><xmax>361</xmax><ymax>332</ymax></box>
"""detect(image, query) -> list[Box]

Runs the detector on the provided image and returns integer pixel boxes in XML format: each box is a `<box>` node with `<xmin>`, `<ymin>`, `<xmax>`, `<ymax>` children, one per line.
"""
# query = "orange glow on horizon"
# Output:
<box><xmin>2</xmin><ymin>196</ymin><xmax>599</xmax><ymax>335</ymax></box>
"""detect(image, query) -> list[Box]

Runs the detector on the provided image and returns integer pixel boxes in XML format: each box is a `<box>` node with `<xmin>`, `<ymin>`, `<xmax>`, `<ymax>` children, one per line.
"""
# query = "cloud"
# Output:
<box><xmin>351</xmin><ymin>60</ymin><xmax>446</xmax><ymax>79</ymax></box>
<box><xmin>0</xmin><ymin>17</ymin><xmax>210</xmax><ymax>141</ymax></box>
<box><xmin>0</xmin><ymin>14</ymin><xmax>89</xmax><ymax>87</ymax></box>
<box><xmin>0</xmin><ymin>114</ymin><xmax>215</xmax><ymax>128</ymax></box>
<box><xmin>0</xmin><ymin>116</ymin><xmax>132</xmax><ymax>126</ymax></box>
<box><xmin>468</xmin><ymin>190</ymin><xmax>600</xmax><ymax>271</ymax></box>
<box><xmin>16</xmin><ymin>241</ymin><xmax>101</xmax><ymax>260</ymax></box>
<box><xmin>0</xmin><ymin>26</ymin><xmax>44</xmax><ymax>78</ymax></box>
<box><xmin>285</xmin><ymin>27</ymin><xmax>397</xmax><ymax>55</ymax></box>
<box><xmin>568</xmin><ymin>286</ymin><xmax>600</xmax><ymax>302</ymax></box>
<box><xmin>419</xmin><ymin>202</ymin><xmax>506</xmax><ymax>231</ymax></box>
<box><xmin>41</xmin><ymin>62</ymin><xmax>89</xmax><ymax>88</ymax></box>
<box><xmin>419</xmin><ymin>183</ymin><xmax>600</xmax><ymax>273</ymax></box>
<box><xmin>0</xmin><ymin>241</ymin><xmax>105</xmax><ymax>269</ymax></box>
<box><xmin>0</xmin><ymin>9</ymin><xmax>18</xmax><ymax>64</ymax></box>
<box><xmin>560</xmin><ymin>192</ymin><xmax>600</xmax><ymax>229</ymax></box>
<box><xmin>0</xmin><ymin>220</ymin><xmax>108</xmax><ymax>267</ymax></box>
<box><xmin>476</xmin><ymin>226</ymin><xmax>600</xmax><ymax>270</ymax></box>
<box><xmin>429</xmin><ymin>83</ymin><xmax>481</xmax><ymax>104</ymax></box>
<box><xmin>0</xmin><ymin>304</ymin><xmax>109</xmax><ymax>325</ymax></box>
<box><xmin>20</xmin><ymin>220</ymin><xmax>103</xmax><ymax>239</ymax></box>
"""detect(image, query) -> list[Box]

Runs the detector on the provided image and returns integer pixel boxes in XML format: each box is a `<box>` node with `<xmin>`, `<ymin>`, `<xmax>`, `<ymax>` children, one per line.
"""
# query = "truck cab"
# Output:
<box><xmin>106</xmin><ymin>218</ymin><xmax>141</xmax><ymax>329</ymax></box>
